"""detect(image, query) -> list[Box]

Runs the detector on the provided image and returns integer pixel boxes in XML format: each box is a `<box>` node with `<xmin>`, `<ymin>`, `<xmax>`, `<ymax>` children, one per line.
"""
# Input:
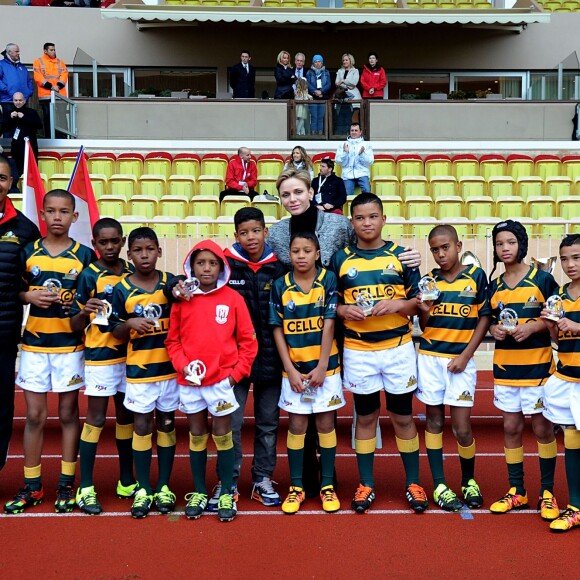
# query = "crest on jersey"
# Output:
<box><xmin>524</xmin><ymin>295</ymin><xmax>540</xmax><ymax>309</ymax></box>
<box><xmin>315</xmin><ymin>295</ymin><xmax>324</xmax><ymax>309</ymax></box>
<box><xmin>347</xmin><ymin>267</ymin><xmax>358</xmax><ymax>279</ymax></box>
<box><xmin>216</xmin><ymin>304</ymin><xmax>229</xmax><ymax>324</ymax></box>
<box><xmin>382</xmin><ymin>263</ymin><xmax>398</xmax><ymax>275</ymax></box>
<box><xmin>64</xmin><ymin>268</ymin><xmax>79</xmax><ymax>281</ymax></box>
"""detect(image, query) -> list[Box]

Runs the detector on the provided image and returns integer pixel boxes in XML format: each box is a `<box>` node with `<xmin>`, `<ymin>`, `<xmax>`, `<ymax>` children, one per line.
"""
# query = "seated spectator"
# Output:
<box><xmin>220</xmin><ymin>147</ymin><xmax>258</xmax><ymax>202</ymax></box>
<box><xmin>360</xmin><ymin>52</ymin><xmax>387</xmax><ymax>100</ymax></box>
<box><xmin>306</xmin><ymin>55</ymin><xmax>331</xmax><ymax>135</ymax></box>
<box><xmin>312</xmin><ymin>158</ymin><xmax>347</xmax><ymax>215</ymax></box>
<box><xmin>294</xmin><ymin>78</ymin><xmax>312</xmax><ymax>136</ymax></box>
<box><xmin>274</xmin><ymin>51</ymin><xmax>295</xmax><ymax>100</ymax></box>
<box><xmin>284</xmin><ymin>146</ymin><xmax>314</xmax><ymax>180</ymax></box>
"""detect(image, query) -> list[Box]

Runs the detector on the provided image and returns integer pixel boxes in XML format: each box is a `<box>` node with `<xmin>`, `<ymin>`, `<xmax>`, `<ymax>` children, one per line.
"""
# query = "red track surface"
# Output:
<box><xmin>1</xmin><ymin>371</ymin><xmax>579</xmax><ymax>579</ymax></box>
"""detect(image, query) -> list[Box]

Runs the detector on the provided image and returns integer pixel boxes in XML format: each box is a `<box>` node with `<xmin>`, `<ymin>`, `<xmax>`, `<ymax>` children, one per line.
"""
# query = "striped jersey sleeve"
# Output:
<box><xmin>419</xmin><ymin>265</ymin><xmax>490</xmax><ymax>358</ymax></box>
<box><xmin>109</xmin><ymin>270</ymin><xmax>177</xmax><ymax>383</ymax></box>
<box><xmin>489</xmin><ymin>267</ymin><xmax>557</xmax><ymax>387</ymax></box>
<box><xmin>329</xmin><ymin>242</ymin><xmax>420</xmax><ymax>351</ymax></box>
<box><xmin>554</xmin><ymin>283</ymin><xmax>580</xmax><ymax>382</ymax></box>
<box><xmin>269</xmin><ymin>267</ymin><xmax>340</xmax><ymax>377</ymax></box>
<box><xmin>21</xmin><ymin>238</ymin><xmax>96</xmax><ymax>353</ymax></box>
<box><xmin>69</xmin><ymin>260</ymin><xmax>134</xmax><ymax>365</ymax></box>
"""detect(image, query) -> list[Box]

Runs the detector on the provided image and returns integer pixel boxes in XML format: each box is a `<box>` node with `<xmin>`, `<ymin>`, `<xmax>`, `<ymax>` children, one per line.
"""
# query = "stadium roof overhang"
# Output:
<box><xmin>101</xmin><ymin>6</ymin><xmax>550</xmax><ymax>32</ymax></box>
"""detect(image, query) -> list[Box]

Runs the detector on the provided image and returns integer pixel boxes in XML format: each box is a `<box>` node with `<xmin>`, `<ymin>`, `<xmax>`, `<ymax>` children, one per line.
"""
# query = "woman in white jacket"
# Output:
<box><xmin>335</xmin><ymin>53</ymin><xmax>361</xmax><ymax>104</ymax></box>
<box><xmin>334</xmin><ymin>122</ymin><xmax>374</xmax><ymax>197</ymax></box>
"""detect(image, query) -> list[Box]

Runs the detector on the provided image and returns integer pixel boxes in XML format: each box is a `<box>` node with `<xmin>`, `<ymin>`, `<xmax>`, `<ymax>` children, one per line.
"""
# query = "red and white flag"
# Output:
<box><xmin>22</xmin><ymin>142</ymin><xmax>100</xmax><ymax>248</ymax></box>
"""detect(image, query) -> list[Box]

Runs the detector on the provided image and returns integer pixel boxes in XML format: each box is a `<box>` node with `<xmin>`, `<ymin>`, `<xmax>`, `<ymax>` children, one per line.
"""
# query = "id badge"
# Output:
<box><xmin>13</xmin><ymin>128</ymin><xmax>20</xmax><ymax>140</ymax></box>
<box><xmin>316</xmin><ymin>79</ymin><xmax>322</xmax><ymax>89</ymax></box>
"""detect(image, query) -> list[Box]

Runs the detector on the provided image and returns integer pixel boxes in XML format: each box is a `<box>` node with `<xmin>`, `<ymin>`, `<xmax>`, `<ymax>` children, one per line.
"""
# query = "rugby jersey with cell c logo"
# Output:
<box><xmin>328</xmin><ymin>242</ymin><xmax>420</xmax><ymax>351</ymax></box>
<box><xmin>269</xmin><ymin>267</ymin><xmax>340</xmax><ymax>377</ymax></box>
<box><xmin>489</xmin><ymin>266</ymin><xmax>558</xmax><ymax>387</ymax></box>
<box><xmin>69</xmin><ymin>259</ymin><xmax>134</xmax><ymax>366</ymax></box>
<box><xmin>554</xmin><ymin>283</ymin><xmax>580</xmax><ymax>382</ymax></box>
<box><xmin>21</xmin><ymin>238</ymin><xmax>95</xmax><ymax>353</ymax></box>
<box><xmin>109</xmin><ymin>270</ymin><xmax>176</xmax><ymax>383</ymax></box>
<box><xmin>419</xmin><ymin>265</ymin><xmax>490</xmax><ymax>358</ymax></box>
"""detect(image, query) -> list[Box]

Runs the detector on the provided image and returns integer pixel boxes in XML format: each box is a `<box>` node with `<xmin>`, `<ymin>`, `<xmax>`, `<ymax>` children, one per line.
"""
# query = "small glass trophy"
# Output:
<box><xmin>92</xmin><ymin>300</ymin><xmax>112</xmax><ymax>326</ymax></box>
<box><xmin>355</xmin><ymin>291</ymin><xmax>374</xmax><ymax>316</ymax></box>
<box><xmin>301</xmin><ymin>379</ymin><xmax>317</xmax><ymax>403</ymax></box>
<box><xmin>43</xmin><ymin>278</ymin><xmax>62</xmax><ymax>294</ymax></box>
<box><xmin>460</xmin><ymin>251</ymin><xmax>482</xmax><ymax>268</ymax></box>
<box><xmin>143</xmin><ymin>303</ymin><xmax>162</xmax><ymax>327</ymax></box>
<box><xmin>499</xmin><ymin>308</ymin><xmax>519</xmax><ymax>333</ymax></box>
<box><xmin>545</xmin><ymin>295</ymin><xmax>564</xmax><ymax>322</ymax></box>
<box><xmin>183</xmin><ymin>277</ymin><xmax>200</xmax><ymax>296</ymax></box>
<box><xmin>185</xmin><ymin>360</ymin><xmax>207</xmax><ymax>386</ymax></box>
<box><xmin>418</xmin><ymin>276</ymin><xmax>440</xmax><ymax>302</ymax></box>
<box><xmin>530</xmin><ymin>256</ymin><xmax>557</xmax><ymax>276</ymax></box>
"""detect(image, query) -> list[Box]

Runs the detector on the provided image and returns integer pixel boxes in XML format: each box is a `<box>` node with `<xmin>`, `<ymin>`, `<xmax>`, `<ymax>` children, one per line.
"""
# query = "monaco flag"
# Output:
<box><xmin>22</xmin><ymin>141</ymin><xmax>99</xmax><ymax>248</ymax></box>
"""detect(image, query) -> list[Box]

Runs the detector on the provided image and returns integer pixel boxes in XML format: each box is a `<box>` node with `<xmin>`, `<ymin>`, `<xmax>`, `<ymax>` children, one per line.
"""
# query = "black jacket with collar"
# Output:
<box><xmin>311</xmin><ymin>172</ymin><xmax>347</xmax><ymax>212</ymax></box>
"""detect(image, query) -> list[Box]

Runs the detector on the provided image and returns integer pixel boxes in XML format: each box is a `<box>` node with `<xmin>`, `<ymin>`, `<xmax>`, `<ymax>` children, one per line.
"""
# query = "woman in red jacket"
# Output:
<box><xmin>360</xmin><ymin>52</ymin><xmax>387</xmax><ymax>100</ymax></box>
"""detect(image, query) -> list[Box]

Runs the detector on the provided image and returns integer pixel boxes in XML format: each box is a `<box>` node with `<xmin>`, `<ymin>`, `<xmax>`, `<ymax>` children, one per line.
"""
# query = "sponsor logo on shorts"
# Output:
<box><xmin>457</xmin><ymin>390</ymin><xmax>473</xmax><ymax>402</ymax></box>
<box><xmin>493</xmin><ymin>396</ymin><xmax>499</xmax><ymax>403</ymax></box>
<box><xmin>281</xmin><ymin>399</ymin><xmax>293</xmax><ymax>407</ymax></box>
<box><xmin>127</xmin><ymin>398</ymin><xmax>135</xmax><ymax>405</ymax></box>
<box><xmin>327</xmin><ymin>395</ymin><xmax>343</xmax><ymax>407</ymax></box>
<box><xmin>64</xmin><ymin>268</ymin><xmax>79</xmax><ymax>281</ymax></box>
<box><xmin>215</xmin><ymin>305</ymin><xmax>230</xmax><ymax>325</ymax></box>
<box><xmin>67</xmin><ymin>374</ymin><xmax>83</xmax><ymax>387</ymax></box>
<box><xmin>416</xmin><ymin>387</ymin><xmax>423</xmax><ymax>394</ymax></box>
<box><xmin>95</xmin><ymin>385</ymin><xmax>107</xmax><ymax>392</ymax></box>
<box><xmin>345</xmin><ymin>381</ymin><xmax>358</xmax><ymax>391</ymax></box>
<box><xmin>216</xmin><ymin>399</ymin><xmax>233</xmax><ymax>413</ymax></box>
<box><xmin>406</xmin><ymin>375</ymin><xmax>418</xmax><ymax>388</ymax></box>
<box><xmin>534</xmin><ymin>397</ymin><xmax>545</xmax><ymax>410</ymax></box>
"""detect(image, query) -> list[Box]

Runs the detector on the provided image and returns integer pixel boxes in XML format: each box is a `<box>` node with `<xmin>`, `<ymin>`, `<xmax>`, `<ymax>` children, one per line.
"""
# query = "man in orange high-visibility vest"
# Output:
<box><xmin>33</xmin><ymin>42</ymin><xmax>68</xmax><ymax>138</ymax></box>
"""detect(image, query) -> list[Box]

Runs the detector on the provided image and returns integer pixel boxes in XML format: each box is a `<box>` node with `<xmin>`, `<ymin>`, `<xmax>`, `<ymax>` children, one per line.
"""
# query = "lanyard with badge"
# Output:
<box><xmin>314</xmin><ymin>175</ymin><xmax>328</xmax><ymax>204</ymax></box>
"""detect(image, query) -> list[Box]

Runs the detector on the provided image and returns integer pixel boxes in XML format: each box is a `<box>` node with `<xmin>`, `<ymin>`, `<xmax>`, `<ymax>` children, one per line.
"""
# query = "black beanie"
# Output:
<box><xmin>490</xmin><ymin>219</ymin><xmax>528</xmax><ymax>277</ymax></box>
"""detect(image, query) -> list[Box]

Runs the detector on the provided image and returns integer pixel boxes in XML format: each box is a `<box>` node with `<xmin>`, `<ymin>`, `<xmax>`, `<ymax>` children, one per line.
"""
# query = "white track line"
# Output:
<box><xmin>0</xmin><ymin>508</ymin><xmax>544</xmax><ymax>519</ymax></box>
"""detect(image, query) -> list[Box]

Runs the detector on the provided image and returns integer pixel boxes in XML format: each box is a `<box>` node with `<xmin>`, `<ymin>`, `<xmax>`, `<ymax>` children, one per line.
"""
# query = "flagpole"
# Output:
<box><xmin>22</xmin><ymin>137</ymin><xmax>30</xmax><ymax>193</ymax></box>
<box><xmin>67</xmin><ymin>145</ymin><xmax>85</xmax><ymax>191</ymax></box>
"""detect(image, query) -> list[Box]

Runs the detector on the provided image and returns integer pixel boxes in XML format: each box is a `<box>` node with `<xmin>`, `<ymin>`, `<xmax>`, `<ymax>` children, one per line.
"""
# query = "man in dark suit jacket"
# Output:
<box><xmin>230</xmin><ymin>50</ymin><xmax>256</xmax><ymax>99</ymax></box>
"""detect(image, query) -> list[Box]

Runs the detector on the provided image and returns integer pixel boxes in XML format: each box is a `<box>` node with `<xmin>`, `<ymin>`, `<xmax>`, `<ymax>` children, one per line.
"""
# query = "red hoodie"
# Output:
<box><xmin>165</xmin><ymin>239</ymin><xmax>258</xmax><ymax>387</ymax></box>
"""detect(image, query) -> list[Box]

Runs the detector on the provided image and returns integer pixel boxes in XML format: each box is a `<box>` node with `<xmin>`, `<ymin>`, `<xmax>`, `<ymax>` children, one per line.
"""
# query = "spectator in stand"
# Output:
<box><xmin>335</xmin><ymin>122</ymin><xmax>374</xmax><ymax>197</ymax></box>
<box><xmin>294</xmin><ymin>78</ymin><xmax>312</xmax><ymax>136</ymax></box>
<box><xmin>230</xmin><ymin>50</ymin><xmax>256</xmax><ymax>99</ymax></box>
<box><xmin>360</xmin><ymin>52</ymin><xmax>387</xmax><ymax>100</ymax></box>
<box><xmin>0</xmin><ymin>44</ymin><xmax>34</xmax><ymax>124</ymax></box>
<box><xmin>220</xmin><ymin>147</ymin><xmax>258</xmax><ymax>202</ymax></box>
<box><xmin>306</xmin><ymin>55</ymin><xmax>331</xmax><ymax>135</ymax></box>
<box><xmin>284</xmin><ymin>146</ymin><xmax>314</xmax><ymax>180</ymax></box>
<box><xmin>1</xmin><ymin>92</ymin><xmax>42</xmax><ymax>180</ymax></box>
<box><xmin>312</xmin><ymin>158</ymin><xmax>347</xmax><ymax>214</ymax></box>
<box><xmin>274</xmin><ymin>51</ymin><xmax>295</xmax><ymax>100</ymax></box>
<box><xmin>334</xmin><ymin>53</ymin><xmax>361</xmax><ymax>135</ymax></box>
<box><xmin>293</xmin><ymin>52</ymin><xmax>306</xmax><ymax>91</ymax></box>
<box><xmin>33</xmin><ymin>43</ymin><xmax>68</xmax><ymax>138</ymax></box>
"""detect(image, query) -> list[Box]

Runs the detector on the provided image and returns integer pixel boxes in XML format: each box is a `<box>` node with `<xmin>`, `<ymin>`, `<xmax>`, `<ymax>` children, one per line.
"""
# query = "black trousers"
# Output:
<box><xmin>219</xmin><ymin>189</ymin><xmax>256</xmax><ymax>203</ymax></box>
<box><xmin>0</xmin><ymin>345</ymin><xmax>18</xmax><ymax>472</ymax></box>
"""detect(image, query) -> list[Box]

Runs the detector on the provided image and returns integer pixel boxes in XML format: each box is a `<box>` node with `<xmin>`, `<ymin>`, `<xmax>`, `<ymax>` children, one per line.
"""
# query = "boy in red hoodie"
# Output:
<box><xmin>165</xmin><ymin>240</ymin><xmax>257</xmax><ymax>522</ymax></box>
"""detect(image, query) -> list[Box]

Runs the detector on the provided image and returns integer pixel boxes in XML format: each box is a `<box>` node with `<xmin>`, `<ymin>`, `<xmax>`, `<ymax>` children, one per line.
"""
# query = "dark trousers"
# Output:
<box><xmin>230</xmin><ymin>378</ymin><xmax>282</xmax><ymax>484</ymax></box>
<box><xmin>219</xmin><ymin>189</ymin><xmax>256</xmax><ymax>203</ymax></box>
<box><xmin>40</xmin><ymin>99</ymin><xmax>66</xmax><ymax>138</ymax></box>
<box><xmin>0</xmin><ymin>345</ymin><xmax>18</xmax><ymax>472</ymax></box>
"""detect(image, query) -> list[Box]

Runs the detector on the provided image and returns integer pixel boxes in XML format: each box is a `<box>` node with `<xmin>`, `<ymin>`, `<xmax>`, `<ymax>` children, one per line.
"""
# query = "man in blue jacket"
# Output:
<box><xmin>0</xmin><ymin>44</ymin><xmax>34</xmax><ymax>135</ymax></box>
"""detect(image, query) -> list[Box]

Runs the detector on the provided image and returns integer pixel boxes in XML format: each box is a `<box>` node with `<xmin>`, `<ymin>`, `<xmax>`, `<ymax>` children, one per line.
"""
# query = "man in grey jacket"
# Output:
<box><xmin>335</xmin><ymin>123</ymin><xmax>374</xmax><ymax>197</ymax></box>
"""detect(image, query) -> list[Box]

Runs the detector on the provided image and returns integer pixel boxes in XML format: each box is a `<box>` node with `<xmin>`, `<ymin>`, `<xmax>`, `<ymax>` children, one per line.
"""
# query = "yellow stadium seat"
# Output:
<box><xmin>562</xmin><ymin>156</ymin><xmax>580</xmax><ymax>180</ymax></box>
<box><xmin>438</xmin><ymin>1</ymin><xmax>456</xmax><ymax>7</ymax></box>
<box><xmin>516</xmin><ymin>176</ymin><xmax>544</xmax><ymax>200</ymax></box>
<box><xmin>88</xmin><ymin>156</ymin><xmax>116</xmax><ymax>179</ymax></box>
<box><xmin>535</xmin><ymin>156</ymin><xmax>562</xmax><ymax>180</ymax></box>
<box><xmin>153</xmin><ymin>216</ymin><xmax>181</xmax><ymax>238</ymax></box>
<box><xmin>40</xmin><ymin>173</ymin><xmax>49</xmax><ymax>192</ymax></box>
<box><xmin>379</xmin><ymin>196</ymin><xmax>404</xmax><ymax>218</ymax></box>
<box><xmin>11</xmin><ymin>194</ymin><xmax>23</xmax><ymax>211</ymax></box>
<box><xmin>48</xmin><ymin>173</ymin><xmax>71</xmax><ymax>192</ymax></box>
<box><xmin>200</xmin><ymin>157</ymin><xmax>228</xmax><ymax>179</ymax></box>
<box><xmin>396</xmin><ymin>156</ymin><xmax>424</xmax><ymax>180</ymax></box>
<box><xmin>168</xmin><ymin>175</ymin><xmax>197</xmax><ymax>198</ymax></box>
<box><xmin>198</xmin><ymin>175</ymin><xmax>225</xmax><ymax>197</ymax></box>
<box><xmin>445</xmin><ymin>218</ymin><xmax>470</xmax><ymax>238</ymax></box>
<box><xmin>479</xmin><ymin>156</ymin><xmax>507</xmax><ymax>181</ymax></box>
<box><xmin>536</xmin><ymin>218</ymin><xmax>568</xmax><ymax>237</ymax></box>
<box><xmin>410</xmin><ymin>217</ymin><xmax>437</xmax><ymax>238</ymax></box>
<box><xmin>98</xmin><ymin>196</ymin><xmax>127</xmax><ymax>219</ymax></box>
<box><xmin>138</xmin><ymin>175</ymin><xmax>167</xmax><ymax>199</ymax></box>
<box><xmin>382</xmin><ymin>219</ymin><xmax>406</xmax><ymax>240</ymax></box>
<box><xmin>459</xmin><ymin>176</ymin><xmax>486</xmax><ymax>200</ymax></box>
<box><xmin>257</xmin><ymin>177</ymin><xmax>279</xmax><ymax>197</ymax></box>
<box><xmin>263</xmin><ymin>0</ymin><xmax>281</xmax><ymax>5</ymax></box>
<box><xmin>401</xmin><ymin>176</ymin><xmax>428</xmax><ymax>200</ymax></box>
<box><xmin>128</xmin><ymin>195</ymin><xmax>158</xmax><ymax>219</ymax></box>
<box><xmin>425</xmin><ymin>156</ymin><xmax>452</xmax><ymax>180</ymax></box>
<box><xmin>60</xmin><ymin>155</ymin><xmax>79</xmax><ymax>175</ymax></box>
<box><xmin>221</xmin><ymin>195</ymin><xmax>251</xmax><ymax>217</ymax></box>
<box><xmin>182</xmin><ymin>216</ymin><xmax>213</xmax><ymax>238</ymax></box>
<box><xmin>430</xmin><ymin>176</ymin><xmax>457</xmax><ymax>199</ymax></box>
<box><xmin>435</xmin><ymin>196</ymin><xmax>463</xmax><ymax>220</ymax></box>
<box><xmin>173</xmin><ymin>156</ymin><xmax>200</xmax><ymax>180</ymax></box>
<box><xmin>372</xmin><ymin>176</ymin><xmax>399</xmax><ymax>197</ymax></box>
<box><xmin>252</xmin><ymin>199</ymin><xmax>281</xmax><ymax>220</ymax></box>
<box><xmin>88</xmin><ymin>174</ymin><xmax>108</xmax><ymax>199</ymax></box>
<box><xmin>542</xmin><ymin>1</ymin><xmax>561</xmax><ymax>9</ymax></box>
<box><xmin>109</xmin><ymin>174</ymin><xmax>138</xmax><ymax>198</ymax></box>
<box><xmin>557</xmin><ymin>196</ymin><xmax>580</xmax><ymax>220</ymax></box>
<box><xmin>464</xmin><ymin>196</ymin><xmax>494</xmax><ymax>220</ymax></box>
<box><xmin>495</xmin><ymin>196</ymin><xmax>525</xmax><ymax>220</ymax></box>
<box><xmin>144</xmin><ymin>158</ymin><xmax>172</xmax><ymax>180</ymax></box>
<box><xmin>342</xmin><ymin>0</ymin><xmax>359</xmax><ymax>6</ymax></box>
<box><xmin>38</xmin><ymin>155</ymin><xmax>61</xmax><ymax>177</ymax></box>
<box><xmin>545</xmin><ymin>176</ymin><xmax>573</xmax><ymax>199</ymax></box>
<box><xmin>526</xmin><ymin>196</ymin><xmax>556</xmax><ymax>220</ymax></box>
<box><xmin>371</xmin><ymin>156</ymin><xmax>396</xmax><ymax>180</ymax></box>
<box><xmin>488</xmin><ymin>176</ymin><xmax>515</xmax><ymax>200</ymax></box>
<box><xmin>159</xmin><ymin>195</ymin><xmax>190</xmax><ymax>219</ymax></box>
<box><xmin>118</xmin><ymin>215</ymin><xmax>149</xmax><ymax>230</ymax></box>
<box><xmin>406</xmin><ymin>196</ymin><xmax>434</xmax><ymax>220</ymax></box>
<box><xmin>452</xmin><ymin>156</ymin><xmax>479</xmax><ymax>180</ymax></box>
<box><xmin>191</xmin><ymin>196</ymin><xmax>220</xmax><ymax>220</ymax></box>
<box><xmin>473</xmin><ymin>217</ymin><xmax>498</xmax><ymax>238</ymax></box>
<box><xmin>257</xmin><ymin>156</ymin><xmax>284</xmax><ymax>176</ymax></box>
<box><xmin>507</xmin><ymin>155</ymin><xmax>534</xmax><ymax>180</ymax></box>
<box><xmin>117</xmin><ymin>156</ymin><xmax>144</xmax><ymax>179</ymax></box>
<box><xmin>214</xmin><ymin>216</ymin><xmax>236</xmax><ymax>238</ymax></box>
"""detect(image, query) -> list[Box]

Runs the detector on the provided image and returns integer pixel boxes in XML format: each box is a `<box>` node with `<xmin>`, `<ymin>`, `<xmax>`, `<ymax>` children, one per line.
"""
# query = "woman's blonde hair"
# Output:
<box><xmin>276</xmin><ymin>168</ymin><xmax>312</xmax><ymax>192</ymax></box>
<box><xmin>295</xmin><ymin>77</ymin><xmax>308</xmax><ymax>94</ymax></box>
<box><xmin>341</xmin><ymin>53</ymin><xmax>355</xmax><ymax>68</ymax></box>
<box><xmin>277</xmin><ymin>51</ymin><xmax>291</xmax><ymax>66</ymax></box>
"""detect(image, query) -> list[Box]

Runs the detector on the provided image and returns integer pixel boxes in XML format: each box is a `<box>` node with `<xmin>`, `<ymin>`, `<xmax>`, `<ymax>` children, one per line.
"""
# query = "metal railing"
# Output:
<box><xmin>50</xmin><ymin>92</ymin><xmax>78</xmax><ymax>139</ymax></box>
